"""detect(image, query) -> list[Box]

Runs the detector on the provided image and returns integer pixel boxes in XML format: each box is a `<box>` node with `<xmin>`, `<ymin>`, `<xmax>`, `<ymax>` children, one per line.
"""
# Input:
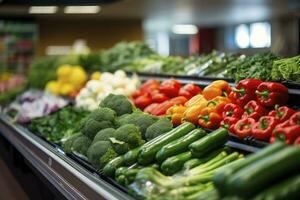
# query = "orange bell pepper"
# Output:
<box><xmin>167</xmin><ymin>105</ymin><xmax>186</xmax><ymax>125</ymax></box>
<box><xmin>183</xmin><ymin>102</ymin><xmax>207</xmax><ymax>124</ymax></box>
<box><xmin>207</xmin><ymin>96</ymin><xmax>231</xmax><ymax>114</ymax></box>
<box><xmin>198</xmin><ymin>107</ymin><xmax>222</xmax><ymax>129</ymax></box>
<box><xmin>202</xmin><ymin>80</ymin><xmax>232</xmax><ymax>100</ymax></box>
<box><xmin>184</xmin><ymin>94</ymin><xmax>206</xmax><ymax>107</ymax></box>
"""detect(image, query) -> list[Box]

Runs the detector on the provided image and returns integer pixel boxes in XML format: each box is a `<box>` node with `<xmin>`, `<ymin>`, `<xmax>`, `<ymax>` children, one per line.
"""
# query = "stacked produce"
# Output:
<box><xmin>75</xmin><ymin>70</ymin><xmax>139</xmax><ymax>111</ymax></box>
<box><xmin>64</xmin><ymin>94</ymin><xmax>174</xmax><ymax>168</ymax></box>
<box><xmin>132</xmin><ymin>79</ymin><xmax>202</xmax><ymax>116</ymax></box>
<box><xmin>29</xmin><ymin>106</ymin><xmax>90</xmax><ymax>144</ymax></box>
<box><xmin>0</xmin><ymin>73</ymin><xmax>26</xmax><ymax>104</ymax></box>
<box><xmin>45</xmin><ymin>65</ymin><xmax>87</xmax><ymax>97</ymax></box>
<box><xmin>210</xmin><ymin>142</ymin><xmax>300</xmax><ymax>200</ymax></box>
<box><xmin>7</xmin><ymin>90</ymin><xmax>68</xmax><ymax>123</ymax></box>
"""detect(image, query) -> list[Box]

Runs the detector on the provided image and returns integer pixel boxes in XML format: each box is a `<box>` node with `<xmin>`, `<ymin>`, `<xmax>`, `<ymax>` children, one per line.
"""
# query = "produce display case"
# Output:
<box><xmin>1</xmin><ymin>72</ymin><xmax>300</xmax><ymax>199</ymax></box>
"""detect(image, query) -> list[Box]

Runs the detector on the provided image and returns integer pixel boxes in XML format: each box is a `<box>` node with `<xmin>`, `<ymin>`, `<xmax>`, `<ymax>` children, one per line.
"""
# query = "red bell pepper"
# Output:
<box><xmin>144</xmin><ymin>103</ymin><xmax>159</xmax><ymax>114</ymax></box>
<box><xmin>290</xmin><ymin>111</ymin><xmax>300</xmax><ymax>125</ymax></box>
<box><xmin>229</xmin><ymin>79</ymin><xmax>263</xmax><ymax>107</ymax></box>
<box><xmin>198</xmin><ymin>107</ymin><xmax>222</xmax><ymax>129</ymax></box>
<box><xmin>139</xmin><ymin>79</ymin><xmax>160</xmax><ymax>94</ymax></box>
<box><xmin>234</xmin><ymin>118</ymin><xmax>256</xmax><ymax>138</ymax></box>
<box><xmin>159</xmin><ymin>79</ymin><xmax>182</xmax><ymax>98</ymax></box>
<box><xmin>131</xmin><ymin>89</ymin><xmax>143</xmax><ymax>99</ymax></box>
<box><xmin>294</xmin><ymin>136</ymin><xmax>300</xmax><ymax>145</ymax></box>
<box><xmin>252</xmin><ymin>116</ymin><xmax>279</xmax><ymax>141</ymax></box>
<box><xmin>272</xmin><ymin>125</ymin><xmax>300</xmax><ymax>144</ymax></box>
<box><xmin>150</xmin><ymin>90</ymin><xmax>169</xmax><ymax>103</ymax></box>
<box><xmin>134</xmin><ymin>94</ymin><xmax>152</xmax><ymax>109</ymax></box>
<box><xmin>242</xmin><ymin>100</ymin><xmax>268</xmax><ymax>121</ymax></box>
<box><xmin>222</xmin><ymin>103</ymin><xmax>244</xmax><ymax>118</ymax></box>
<box><xmin>178</xmin><ymin>84</ymin><xmax>202</xmax><ymax>99</ymax></box>
<box><xmin>255</xmin><ymin>82</ymin><xmax>288</xmax><ymax>107</ymax></box>
<box><xmin>149</xmin><ymin>96</ymin><xmax>187</xmax><ymax>116</ymax></box>
<box><xmin>268</xmin><ymin>105</ymin><xmax>295</xmax><ymax>123</ymax></box>
<box><xmin>221</xmin><ymin>117</ymin><xmax>239</xmax><ymax>133</ymax></box>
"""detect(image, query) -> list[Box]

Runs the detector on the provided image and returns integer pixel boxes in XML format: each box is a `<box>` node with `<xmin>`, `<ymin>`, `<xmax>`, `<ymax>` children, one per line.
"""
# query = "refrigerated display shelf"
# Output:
<box><xmin>0</xmin><ymin>115</ymin><xmax>133</xmax><ymax>200</ymax></box>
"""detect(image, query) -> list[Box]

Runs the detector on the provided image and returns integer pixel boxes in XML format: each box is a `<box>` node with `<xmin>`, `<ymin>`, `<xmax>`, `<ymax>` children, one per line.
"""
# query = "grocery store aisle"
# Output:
<box><xmin>0</xmin><ymin>157</ymin><xmax>29</xmax><ymax>200</ymax></box>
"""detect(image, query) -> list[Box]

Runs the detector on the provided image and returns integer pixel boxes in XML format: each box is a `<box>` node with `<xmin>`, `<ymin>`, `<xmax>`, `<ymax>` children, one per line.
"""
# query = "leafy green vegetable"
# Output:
<box><xmin>271</xmin><ymin>55</ymin><xmax>300</xmax><ymax>83</ymax></box>
<box><xmin>225</xmin><ymin>52</ymin><xmax>280</xmax><ymax>82</ymax></box>
<box><xmin>29</xmin><ymin>106</ymin><xmax>90</xmax><ymax>144</ymax></box>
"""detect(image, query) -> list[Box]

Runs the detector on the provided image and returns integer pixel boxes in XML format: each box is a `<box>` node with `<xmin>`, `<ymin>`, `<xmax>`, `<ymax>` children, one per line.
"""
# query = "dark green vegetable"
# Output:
<box><xmin>86</xmin><ymin>141</ymin><xmax>118</xmax><ymax>169</ymax></box>
<box><xmin>189</xmin><ymin>128</ymin><xmax>228</xmax><ymax>157</ymax></box>
<box><xmin>103</xmin><ymin>156</ymin><xmax>125</xmax><ymax>177</ymax></box>
<box><xmin>92</xmin><ymin>128</ymin><xmax>116</xmax><ymax>144</ymax></box>
<box><xmin>62</xmin><ymin>133</ymin><xmax>82</xmax><ymax>153</ymax></box>
<box><xmin>111</xmin><ymin>124</ymin><xmax>145</xmax><ymax>155</ymax></box>
<box><xmin>123</xmin><ymin>147</ymin><xmax>141</xmax><ymax>166</ymax></box>
<box><xmin>161</xmin><ymin>151</ymin><xmax>192</xmax><ymax>175</ymax></box>
<box><xmin>156</xmin><ymin>128</ymin><xmax>206</xmax><ymax>163</ymax></box>
<box><xmin>71</xmin><ymin>135</ymin><xmax>92</xmax><ymax>156</ymax></box>
<box><xmin>82</xmin><ymin>107</ymin><xmax>117</xmax><ymax>139</ymax></box>
<box><xmin>100</xmin><ymin>94</ymin><xmax>133</xmax><ymax>116</ymax></box>
<box><xmin>213</xmin><ymin>142</ymin><xmax>286</xmax><ymax>196</ymax></box>
<box><xmin>145</xmin><ymin>117</ymin><xmax>173</xmax><ymax>141</ymax></box>
<box><xmin>226</xmin><ymin>146</ymin><xmax>300</xmax><ymax>198</ymax></box>
<box><xmin>138</xmin><ymin>122</ymin><xmax>195</xmax><ymax>165</ymax></box>
<box><xmin>118</xmin><ymin>112</ymin><xmax>158</xmax><ymax>138</ymax></box>
<box><xmin>254</xmin><ymin>173</ymin><xmax>300</xmax><ymax>200</ymax></box>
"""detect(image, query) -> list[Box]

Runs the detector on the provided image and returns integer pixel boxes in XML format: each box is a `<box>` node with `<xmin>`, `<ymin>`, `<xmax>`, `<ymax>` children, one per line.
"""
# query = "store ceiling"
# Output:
<box><xmin>0</xmin><ymin>0</ymin><xmax>299</xmax><ymax>26</ymax></box>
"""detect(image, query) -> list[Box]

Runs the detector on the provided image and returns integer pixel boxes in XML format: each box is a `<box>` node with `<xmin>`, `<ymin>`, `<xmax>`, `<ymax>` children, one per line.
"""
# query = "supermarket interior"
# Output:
<box><xmin>0</xmin><ymin>0</ymin><xmax>300</xmax><ymax>199</ymax></box>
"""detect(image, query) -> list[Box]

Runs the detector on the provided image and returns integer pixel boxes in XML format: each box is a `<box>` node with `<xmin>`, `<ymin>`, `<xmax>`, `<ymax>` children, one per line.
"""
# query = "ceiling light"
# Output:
<box><xmin>172</xmin><ymin>24</ymin><xmax>198</xmax><ymax>35</ymax></box>
<box><xmin>64</xmin><ymin>6</ymin><xmax>101</xmax><ymax>14</ymax></box>
<box><xmin>29</xmin><ymin>6</ymin><xmax>58</xmax><ymax>14</ymax></box>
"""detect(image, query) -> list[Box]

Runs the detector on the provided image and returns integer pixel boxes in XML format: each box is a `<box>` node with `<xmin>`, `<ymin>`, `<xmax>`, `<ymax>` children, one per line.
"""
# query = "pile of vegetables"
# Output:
<box><xmin>212</xmin><ymin>142</ymin><xmax>300</xmax><ymax>199</ymax></box>
<box><xmin>7</xmin><ymin>90</ymin><xmax>68</xmax><ymax>123</ymax></box>
<box><xmin>103</xmin><ymin>124</ymin><xmax>244</xmax><ymax>199</ymax></box>
<box><xmin>29</xmin><ymin>106</ymin><xmax>90</xmax><ymax>144</ymax></box>
<box><xmin>63</xmin><ymin>94</ymin><xmax>173</xmax><ymax>169</ymax></box>
<box><xmin>132</xmin><ymin>79</ymin><xmax>202</xmax><ymax>116</ymax></box>
<box><xmin>75</xmin><ymin>70</ymin><xmax>139</xmax><ymax>111</ymax></box>
<box><xmin>45</xmin><ymin>65</ymin><xmax>87</xmax><ymax>97</ymax></box>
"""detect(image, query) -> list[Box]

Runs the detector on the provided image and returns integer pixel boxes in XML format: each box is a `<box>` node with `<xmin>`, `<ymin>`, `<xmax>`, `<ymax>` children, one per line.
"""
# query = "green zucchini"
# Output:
<box><xmin>156</xmin><ymin>128</ymin><xmax>206</xmax><ymax>163</ymax></box>
<box><xmin>189</xmin><ymin>128</ymin><xmax>228</xmax><ymax>157</ymax></box>
<box><xmin>254</xmin><ymin>174</ymin><xmax>300</xmax><ymax>200</ymax></box>
<box><xmin>213</xmin><ymin>142</ymin><xmax>286</xmax><ymax>196</ymax></box>
<box><xmin>103</xmin><ymin>156</ymin><xmax>125</xmax><ymax>177</ymax></box>
<box><xmin>115</xmin><ymin>166</ymin><xmax>129</xmax><ymax>178</ymax></box>
<box><xmin>138</xmin><ymin>122</ymin><xmax>195</xmax><ymax>165</ymax></box>
<box><xmin>161</xmin><ymin>151</ymin><xmax>192</xmax><ymax>175</ymax></box>
<box><xmin>226</xmin><ymin>146</ymin><xmax>300</xmax><ymax>198</ymax></box>
<box><xmin>183</xmin><ymin>158</ymin><xmax>203</xmax><ymax>170</ymax></box>
<box><xmin>123</xmin><ymin>147</ymin><xmax>141</xmax><ymax>166</ymax></box>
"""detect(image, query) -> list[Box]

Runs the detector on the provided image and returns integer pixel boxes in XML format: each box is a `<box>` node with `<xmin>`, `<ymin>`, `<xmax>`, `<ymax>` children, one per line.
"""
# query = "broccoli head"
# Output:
<box><xmin>87</xmin><ymin>141</ymin><xmax>118</xmax><ymax>169</ymax></box>
<box><xmin>62</xmin><ymin>133</ymin><xmax>82</xmax><ymax>153</ymax></box>
<box><xmin>71</xmin><ymin>135</ymin><xmax>92</xmax><ymax>156</ymax></box>
<box><xmin>111</xmin><ymin>124</ymin><xmax>145</xmax><ymax>154</ymax></box>
<box><xmin>118</xmin><ymin>112</ymin><xmax>158</xmax><ymax>138</ymax></box>
<box><xmin>92</xmin><ymin>128</ymin><xmax>116</xmax><ymax>144</ymax></box>
<box><xmin>100</xmin><ymin>94</ymin><xmax>133</xmax><ymax>116</ymax></box>
<box><xmin>145</xmin><ymin>118</ymin><xmax>173</xmax><ymax>141</ymax></box>
<box><xmin>81</xmin><ymin>107</ymin><xmax>117</xmax><ymax>139</ymax></box>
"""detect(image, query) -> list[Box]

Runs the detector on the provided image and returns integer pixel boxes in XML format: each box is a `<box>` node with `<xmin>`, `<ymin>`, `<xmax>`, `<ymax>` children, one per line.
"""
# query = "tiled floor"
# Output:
<box><xmin>0</xmin><ymin>158</ymin><xmax>29</xmax><ymax>200</ymax></box>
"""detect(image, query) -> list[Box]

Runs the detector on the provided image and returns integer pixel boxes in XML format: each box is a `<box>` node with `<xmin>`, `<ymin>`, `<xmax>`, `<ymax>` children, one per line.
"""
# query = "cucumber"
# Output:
<box><xmin>156</xmin><ymin>129</ymin><xmax>206</xmax><ymax>163</ymax></box>
<box><xmin>213</xmin><ymin>142</ymin><xmax>286</xmax><ymax>196</ymax></box>
<box><xmin>183</xmin><ymin>158</ymin><xmax>203</xmax><ymax>170</ymax></box>
<box><xmin>161</xmin><ymin>151</ymin><xmax>192</xmax><ymax>175</ymax></box>
<box><xmin>115</xmin><ymin>166</ymin><xmax>129</xmax><ymax>178</ymax></box>
<box><xmin>254</xmin><ymin>174</ymin><xmax>300</xmax><ymax>200</ymax></box>
<box><xmin>123</xmin><ymin>147</ymin><xmax>141</xmax><ymax>166</ymax></box>
<box><xmin>189</xmin><ymin>128</ymin><xmax>228</xmax><ymax>157</ymax></box>
<box><xmin>138</xmin><ymin>122</ymin><xmax>195</xmax><ymax>165</ymax></box>
<box><xmin>103</xmin><ymin>156</ymin><xmax>125</xmax><ymax>177</ymax></box>
<box><xmin>226</xmin><ymin>146</ymin><xmax>300</xmax><ymax>198</ymax></box>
